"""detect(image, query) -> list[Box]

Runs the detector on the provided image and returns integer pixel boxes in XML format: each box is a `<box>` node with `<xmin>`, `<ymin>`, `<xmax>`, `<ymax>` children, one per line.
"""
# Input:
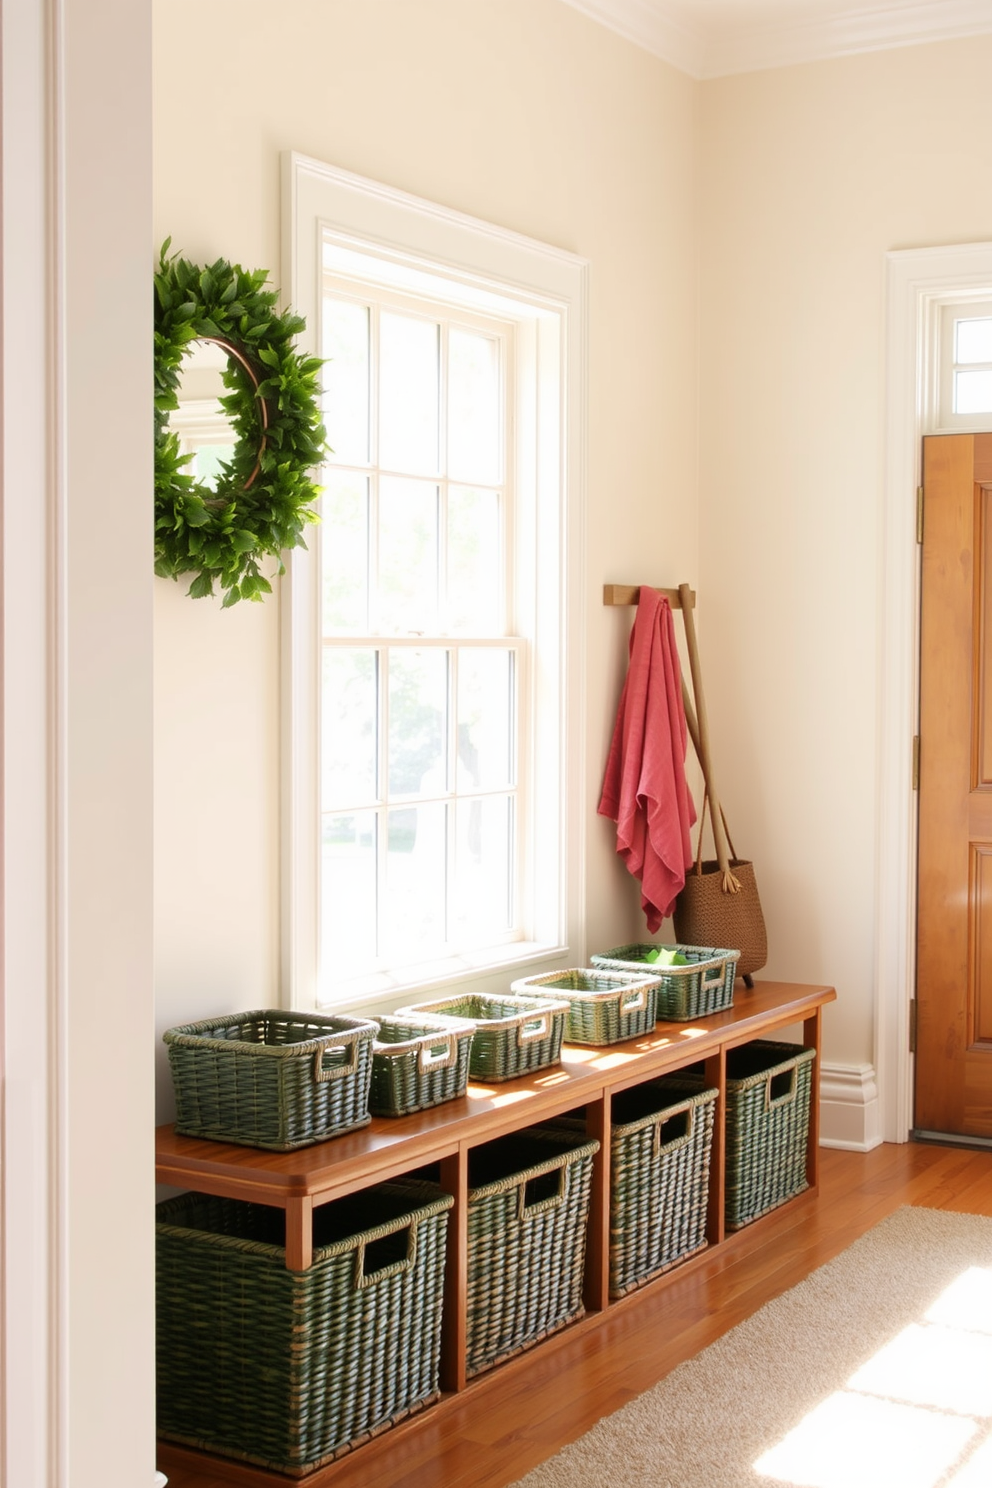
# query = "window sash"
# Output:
<box><xmin>319</xmin><ymin>276</ymin><xmax>524</xmax><ymax>989</ymax></box>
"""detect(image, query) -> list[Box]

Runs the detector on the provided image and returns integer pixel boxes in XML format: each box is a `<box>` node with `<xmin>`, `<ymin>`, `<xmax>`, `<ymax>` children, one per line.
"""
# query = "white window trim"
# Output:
<box><xmin>281</xmin><ymin>153</ymin><xmax>588</xmax><ymax>1014</ymax></box>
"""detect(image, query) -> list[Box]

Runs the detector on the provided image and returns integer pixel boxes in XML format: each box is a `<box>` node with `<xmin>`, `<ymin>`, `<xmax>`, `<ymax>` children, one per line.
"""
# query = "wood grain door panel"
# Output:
<box><xmin>916</xmin><ymin>434</ymin><xmax>992</xmax><ymax>1136</ymax></box>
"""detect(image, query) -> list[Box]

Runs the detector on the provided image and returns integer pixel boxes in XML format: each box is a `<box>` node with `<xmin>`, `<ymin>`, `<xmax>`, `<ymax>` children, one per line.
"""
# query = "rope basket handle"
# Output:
<box><xmin>691</xmin><ymin>792</ymin><xmax>742</xmax><ymax>894</ymax></box>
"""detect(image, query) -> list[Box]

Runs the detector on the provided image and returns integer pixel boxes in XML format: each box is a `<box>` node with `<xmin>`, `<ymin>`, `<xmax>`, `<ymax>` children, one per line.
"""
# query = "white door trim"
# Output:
<box><xmin>880</xmin><ymin>242</ymin><xmax>992</xmax><ymax>1143</ymax></box>
<box><xmin>2</xmin><ymin>1</ymin><xmax>156</xmax><ymax>1482</ymax></box>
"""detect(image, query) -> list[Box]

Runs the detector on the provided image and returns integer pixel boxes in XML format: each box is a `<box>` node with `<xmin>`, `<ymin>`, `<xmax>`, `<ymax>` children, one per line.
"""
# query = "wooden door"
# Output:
<box><xmin>916</xmin><ymin>433</ymin><xmax>992</xmax><ymax>1137</ymax></box>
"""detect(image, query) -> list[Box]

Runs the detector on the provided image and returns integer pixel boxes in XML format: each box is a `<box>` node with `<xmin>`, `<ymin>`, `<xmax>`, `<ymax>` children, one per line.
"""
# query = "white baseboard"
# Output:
<box><xmin>819</xmin><ymin>1063</ymin><xmax>883</xmax><ymax>1152</ymax></box>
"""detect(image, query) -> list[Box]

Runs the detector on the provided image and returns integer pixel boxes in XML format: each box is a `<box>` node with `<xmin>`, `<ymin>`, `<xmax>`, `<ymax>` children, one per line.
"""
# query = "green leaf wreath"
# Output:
<box><xmin>154</xmin><ymin>241</ymin><xmax>327</xmax><ymax>606</ymax></box>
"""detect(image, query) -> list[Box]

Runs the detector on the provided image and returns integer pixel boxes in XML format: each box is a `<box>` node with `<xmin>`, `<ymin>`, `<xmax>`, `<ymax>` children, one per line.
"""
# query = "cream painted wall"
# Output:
<box><xmin>153</xmin><ymin>0</ymin><xmax>699</xmax><ymax>1117</ymax></box>
<box><xmin>699</xmin><ymin>36</ymin><xmax>992</xmax><ymax>1067</ymax></box>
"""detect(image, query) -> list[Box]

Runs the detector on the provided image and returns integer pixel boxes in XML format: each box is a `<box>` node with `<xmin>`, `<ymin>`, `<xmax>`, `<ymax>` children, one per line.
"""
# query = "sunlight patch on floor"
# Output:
<box><xmin>849</xmin><ymin>1322</ymin><xmax>992</xmax><ymax>1416</ymax></box>
<box><xmin>754</xmin><ymin>1264</ymin><xmax>992</xmax><ymax>1488</ymax></box>
<box><xmin>925</xmin><ymin>1268</ymin><xmax>992</xmax><ymax>1335</ymax></box>
<box><xmin>753</xmin><ymin>1392</ymin><xmax>976</xmax><ymax>1488</ymax></box>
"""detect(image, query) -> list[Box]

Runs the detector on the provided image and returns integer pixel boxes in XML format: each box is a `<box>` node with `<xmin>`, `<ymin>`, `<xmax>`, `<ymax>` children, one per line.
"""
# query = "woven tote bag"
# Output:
<box><xmin>673</xmin><ymin>796</ymin><xmax>767</xmax><ymax>984</ymax></box>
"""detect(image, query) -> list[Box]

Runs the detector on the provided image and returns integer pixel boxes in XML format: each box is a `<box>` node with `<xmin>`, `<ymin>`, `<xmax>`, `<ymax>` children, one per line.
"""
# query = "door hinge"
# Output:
<box><xmin>909</xmin><ymin>997</ymin><xmax>918</xmax><ymax>1054</ymax></box>
<box><xmin>917</xmin><ymin>485</ymin><xmax>924</xmax><ymax>545</ymax></box>
<box><xmin>912</xmin><ymin>734</ymin><xmax>920</xmax><ymax>791</ymax></box>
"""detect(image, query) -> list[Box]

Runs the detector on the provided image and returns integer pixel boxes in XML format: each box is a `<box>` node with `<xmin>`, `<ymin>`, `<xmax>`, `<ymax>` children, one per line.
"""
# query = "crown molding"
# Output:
<box><xmin>562</xmin><ymin>0</ymin><xmax>705</xmax><ymax>75</ymax></box>
<box><xmin>561</xmin><ymin>0</ymin><xmax>992</xmax><ymax>78</ymax></box>
<box><xmin>705</xmin><ymin>1</ymin><xmax>992</xmax><ymax>78</ymax></box>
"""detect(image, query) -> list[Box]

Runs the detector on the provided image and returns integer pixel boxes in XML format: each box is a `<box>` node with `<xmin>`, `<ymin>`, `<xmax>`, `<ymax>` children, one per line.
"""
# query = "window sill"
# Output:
<box><xmin>314</xmin><ymin>940</ymin><xmax>571</xmax><ymax>1017</ymax></box>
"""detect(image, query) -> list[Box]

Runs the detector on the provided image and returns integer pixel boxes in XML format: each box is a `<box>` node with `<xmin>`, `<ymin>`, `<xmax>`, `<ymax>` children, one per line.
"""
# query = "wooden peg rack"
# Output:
<box><xmin>603</xmin><ymin>584</ymin><xmax>695</xmax><ymax>609</ymax></box>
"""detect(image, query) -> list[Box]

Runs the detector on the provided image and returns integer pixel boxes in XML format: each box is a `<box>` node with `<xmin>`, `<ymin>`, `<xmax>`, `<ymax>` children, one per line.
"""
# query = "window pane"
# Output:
<box><xmin>190</xmin><ymin>442</ymin><xmax>234</xmax><ymax>488</ymax></box>
<box><xmin>388</xmin><ymin>648</ymin><xmax>448</xmax><ymax>797</ymax></box>
<box><xmin>379</xmin><ymin>312</ymin><xmax>439</xmax><ymax>474</ymax></box>
<box><xmin>457</xmin><ymin>649</ymin><xmax>513</xmax><ymax>791</ymax></box>
<box><xmin>955</xmin><ymin>369</ymin><xmax>992</xmax><ymax>414</ymax></box>
<box><xmin>447</xmin><ymin>487</ymin><xmax>501</xmax><ymax>633</ymax></box>
<box><xmin>382</xmin><ymin>803</ymin><xmax>447</xmax><ymax>955</ymax></box>
<box><xmin>448</xmin><ymin>327</ymin><xmax>500</xmax><ymax>484</ymax></box>
<box><xmin>322</xmin><ymin>648</ymin><xmax>378</xmax><ymax>808</ymax></box>
<box><xmin>323</xmin><ymin>297</ymin><xmax>370</xmax><ymax>465</ymax></box>
<box><xmin>956</xmin><ymin>317</ymin><xmax>992</xmax><ymax>366</ymax></box>
<box><xmin>378</xmin><ymin>477</ymin><xmax>439</xmax><ymax>632</ymax></box>
<box><xmin>322</xmin><ymin>811</ymin><xmax>377</xmax><ymax>969</ymax></box>
<box><xmin>322</xmin><ymin>471</ymin><xmax>369</xmax><ymax>633</ymax></box>
<box><xmin>451</xmin><ymin>795</ymin><xmax>512</xmax><ymax>940</ymax></box>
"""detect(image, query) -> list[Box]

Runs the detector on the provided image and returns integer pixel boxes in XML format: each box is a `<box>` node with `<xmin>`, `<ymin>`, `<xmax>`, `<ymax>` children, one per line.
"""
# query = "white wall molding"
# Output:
<box><xmin>560</xmin><ymin>0</ymin><xmax>992</xmax><ymax>78</ymax></box>
<box><xmin>1</xmin><ymin>2</ymin><xmax>61</xmax><ymax>1475</ymax></box>
<box><xmin>820</xmin><ymin>1063</ymin><xmax>883</xmax><ymax>1152</ymax></box>
<box><xmin>2</xmin><ymin>0</ymin><xmax>155</xmax><ymax>1482</ymax></box>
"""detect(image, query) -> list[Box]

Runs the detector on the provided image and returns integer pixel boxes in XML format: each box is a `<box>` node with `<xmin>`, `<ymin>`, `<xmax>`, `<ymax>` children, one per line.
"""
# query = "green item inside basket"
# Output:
<box><xmin>644</xmin><ymin>947</ymin><xmax>689</xmax><ymax>966</ymax></box>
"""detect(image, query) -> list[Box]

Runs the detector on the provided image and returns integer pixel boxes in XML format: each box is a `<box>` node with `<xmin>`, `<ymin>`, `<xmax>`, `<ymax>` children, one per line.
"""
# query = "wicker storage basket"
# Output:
<box><xmin>591</xmin><ymin>944</ymin><xmax>740</xmax><ymax>1022</ymax></box>
<box><xmin>724</xmin><ymin>1040</ymin><xmax>816</xmax><ymax>1229</ymax></box>
<box><xmin>510</xmin><ymin>967</ymin><xmax>659</xmax><ymax>1046</ymax></box>
<box><xmin>397</xmin><ymin>992</ymin><xmax>569</xmax><ymax>1083</ymax></box>
<box><xmin>465</xmin><ymin>1127</ymin><xmax>599</xmax><ymax>1376</ymax></box>
<box><xmin>164</xmin><ymin>1009</ymin><xmax>378</xmax><ymax>1151</ymax></box>
<box><xmin>608</xmin><ymin>1076</ymin><xmax>718</xmax><ymax>1295</ymax></box>
<box><xmin>156</xmin><ymin>1179</ymin><xmax>453</xmax><ymax>1475</ymax></box>
<box><xmin>370</xmin><ymin>1013</ymin><xmax>476</xmax><ymax>1117</ymax></box>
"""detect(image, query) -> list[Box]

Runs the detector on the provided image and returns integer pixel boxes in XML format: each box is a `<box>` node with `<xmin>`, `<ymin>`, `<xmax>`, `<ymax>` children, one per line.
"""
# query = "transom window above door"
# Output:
<box><xmin>938</xmin><ymin>300</ymin><xmax>992</xmax><ymax>431</ymax></box>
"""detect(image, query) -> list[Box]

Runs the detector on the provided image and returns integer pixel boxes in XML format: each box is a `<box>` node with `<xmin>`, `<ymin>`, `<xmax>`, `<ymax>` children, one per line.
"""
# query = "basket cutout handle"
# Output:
<box><xmin>700</xmin><ymin>958</ymin><xmax>730</xmax><ymax>992</ymax></box>
<box><xmin>418</xmin><ymin>1034</ymin><xmax>458</xmax><ymax>1073</ymax></box>
<box><xmin>765</xmin><ymin>1066</ymin><xmax>798</xmax><ymax>1110</ymax></box>
<box><xmin>620</xmin><ymin>987</ymin><xmax>647</xmax><ymax>1017</ymax></box>
<box><xmin>313</xmin><ymin>1032</ymin><xmax>360</xmax><ymax>1083</ymax></box>
<box><xmin>353</xmin><ymin>1216</ymin><xmax>419</xmax><ymax>1289</ymax></box>
<box><xmin>653</xmin><ymin>1101</ymin><xmax>694</xmax><ymax>1157</ymax></box>
<box><xmin>517</xmin><ymin>1011</ymin><xmax>551</xmax><ymax>1046</ymax></box>
<box><xmin>517</xmin><ymin>1162</ymin><xmax>568</xmax><ymax>1221</ymax></box>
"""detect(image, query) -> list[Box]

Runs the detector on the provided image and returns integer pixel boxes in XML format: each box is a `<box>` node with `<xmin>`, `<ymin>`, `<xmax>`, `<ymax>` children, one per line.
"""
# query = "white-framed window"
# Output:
<box><xmin>936</xmin><ymin>298</ymin><xmax>992</xmax><ymax>431</ymax></box>
<box><xmin>282</xmin><ymin>154</ymin><xmax>588</xmax><ymax>1012</ymax></box>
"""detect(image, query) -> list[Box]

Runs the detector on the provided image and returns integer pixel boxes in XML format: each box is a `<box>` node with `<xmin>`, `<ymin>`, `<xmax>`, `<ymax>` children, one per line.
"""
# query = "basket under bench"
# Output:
<box><xmin>156</xmin><ymin>978</ymin><xmax>835</xmax><ymax>1484</ymax></box>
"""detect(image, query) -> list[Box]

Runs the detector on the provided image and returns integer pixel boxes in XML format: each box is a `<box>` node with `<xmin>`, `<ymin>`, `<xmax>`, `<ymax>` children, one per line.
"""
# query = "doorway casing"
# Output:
<box><xmin>880</xmin><ymin>242</ymin><xmax>992</xmax><ymax>1142</ymax></box>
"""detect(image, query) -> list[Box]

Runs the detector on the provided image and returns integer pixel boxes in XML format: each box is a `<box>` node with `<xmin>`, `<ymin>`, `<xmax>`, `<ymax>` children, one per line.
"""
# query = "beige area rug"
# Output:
<box><xmin>511</xmin><ymin>1207</ymin><xmax>992</xmax><ymax>1488</ymax></box>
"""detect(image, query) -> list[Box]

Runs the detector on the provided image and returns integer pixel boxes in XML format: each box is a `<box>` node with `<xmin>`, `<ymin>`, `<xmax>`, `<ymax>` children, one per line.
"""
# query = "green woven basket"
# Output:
<box><xmin>396</xmin><ymin>992</ymin><xmax>569</xmax><ymax>1083</ymax></box>
<box><xmin>608</xmin><ymin>1076</ymin><xmax>718</xmax><ymax>1296</ymax></box>
<box><xmin>511</xmin><ymin>967</ymin><xmax>659</xmax><ymax>1046</ymax></box>
<box><xmin>370</xmin><ymin>1013</ymin><xmax>476</xmax><ymax>1117</ymax></box>
<box><xmin>591</xmin><ymin>944</ymin><xmax>740</xmax><ymax>1022</ymax></box>
<box><xmin>156</xmin><ymin>1179</ymin><xmax>453</xmax><ymax>1475</ymax></box>
<box><xmin>164</xmin><ymin>1009</ymin><xmax>378</xmax><ymax>1150</ymax></box>
<box><xmin>724</xmin><ymin>1040</ymin><xmax>816</xmax><ymax>1229</ymax></box>
<box><xmin>465</xmin><ymin>1127</ymin><xmax>599</xmax><ymax>1376</ymax></box>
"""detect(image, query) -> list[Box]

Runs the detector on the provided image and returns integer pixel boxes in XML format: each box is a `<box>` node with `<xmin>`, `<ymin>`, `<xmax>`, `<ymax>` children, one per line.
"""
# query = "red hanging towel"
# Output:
<box><xmin>597</xmin><ymin>588</ymin><xmax>696</xmax><ymax>932</ymax></box>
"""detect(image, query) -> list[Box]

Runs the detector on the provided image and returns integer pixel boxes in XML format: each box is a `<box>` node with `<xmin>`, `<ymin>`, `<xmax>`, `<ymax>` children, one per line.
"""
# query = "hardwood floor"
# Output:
<box><xmin>159</xmin><ymin>1140</ymin><xmax>992</xmax><ymax>1488</ymax></box>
